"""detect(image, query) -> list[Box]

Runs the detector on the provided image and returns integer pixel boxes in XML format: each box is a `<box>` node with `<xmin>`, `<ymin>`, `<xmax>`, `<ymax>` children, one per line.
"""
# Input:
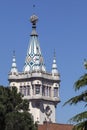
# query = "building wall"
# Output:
<box><xmin>8</xmin><ymin>71</ymin><xmax>60</xmax><ymax>124</ymax></box>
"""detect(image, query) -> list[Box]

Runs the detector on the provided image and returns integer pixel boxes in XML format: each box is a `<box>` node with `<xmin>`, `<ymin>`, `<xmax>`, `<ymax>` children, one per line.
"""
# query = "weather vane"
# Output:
<box><xmin>33</xmin><ymin>4</ymin><xmax>35</xmax><ymax>8</ymax></box>
<box><xmin>33</xmin><ymin>4</ymin><xmax>36</xmax><ymax>14</ymax></box>
<box><xmin>13</xmin><ymin>50</ymin><xmax>15</xmax><ymax>56</ymax></box>
<box><xmin>30</xmin><ymin>4</ymin><xmax>38</xmax><ymax>25</ymax></box>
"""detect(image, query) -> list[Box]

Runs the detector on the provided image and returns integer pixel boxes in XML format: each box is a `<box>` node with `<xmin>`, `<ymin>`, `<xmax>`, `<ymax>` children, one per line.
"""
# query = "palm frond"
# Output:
<box><xmin>73</xmin><ymin>121</ymin><xmax>87</xmax><ymax>130</ymax></box>
<box><xmin>63</xmin><ymin>90</ymin><xmax>87</xmax><ymax>106</ymax></box>
<box><xmin>64</xmin><ymin>67</ymin><xmax>87</xmax><ymax>130</ymax></box>
<box><xmin>69</xmin><ymin>111</ymin><xmax>87</xmax><ymax>123</ymax></box>
<box><xmin>74</xmin><ymin>74</ymin><xmax>87</xmax><ymax>91</ymax></box>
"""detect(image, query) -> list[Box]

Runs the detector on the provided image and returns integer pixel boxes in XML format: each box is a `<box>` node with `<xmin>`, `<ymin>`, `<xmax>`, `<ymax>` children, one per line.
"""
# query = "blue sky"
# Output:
<box><xmin>0</xmin><ymin>0</ymin><xmax>87</xmax><ymax>124</ymax></box>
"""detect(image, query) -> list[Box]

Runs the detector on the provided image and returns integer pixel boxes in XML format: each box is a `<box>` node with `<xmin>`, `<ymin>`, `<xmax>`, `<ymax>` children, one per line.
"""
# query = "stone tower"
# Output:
<box><xmin>8</xmin><ymin>14</ymin><xmax>60</xmax><ymax>124</ymax></box>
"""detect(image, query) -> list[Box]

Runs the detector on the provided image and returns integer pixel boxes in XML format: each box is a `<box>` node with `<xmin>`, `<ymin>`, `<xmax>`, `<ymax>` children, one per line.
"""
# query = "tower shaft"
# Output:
<box><xmin>8</xmin><ymin>14</ymin><xmax>60</xmax><ymax>124</ymax></box>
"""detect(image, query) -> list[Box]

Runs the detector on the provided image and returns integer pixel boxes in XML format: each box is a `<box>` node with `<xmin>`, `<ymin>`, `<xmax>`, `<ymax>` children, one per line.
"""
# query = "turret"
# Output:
<box><xmin>10</xmin><ymin>51</ymin><xmax>18</xmax><ymax>74</ymax></box>
<box><xmin>51</xmin><ymin>51</ymin><xmax>58</xmax><ymax>75</ymax></box>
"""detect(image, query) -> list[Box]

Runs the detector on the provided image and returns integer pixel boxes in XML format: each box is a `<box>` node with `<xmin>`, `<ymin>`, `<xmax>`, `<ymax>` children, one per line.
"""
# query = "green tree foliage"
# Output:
<box><xmin>0</xmin><ymin>86</ymin><xmax>37</xmax><ymax>130</ymax></box>
<box><xmin>64</xmin><ymin>70</ymin><xmax>87</xmax><ymax>130</ymax></box>
<box><xmin>5</xmin><ymin>112</ymin><xmax>37</xmax><ymax>130</ymax></box>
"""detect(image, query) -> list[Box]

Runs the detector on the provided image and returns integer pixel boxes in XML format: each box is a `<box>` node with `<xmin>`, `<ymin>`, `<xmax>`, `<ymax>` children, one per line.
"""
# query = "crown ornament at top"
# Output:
<box><xmin>30</xmin><ymin>14</ymin><xmax>38</xmax><ymax>25</ymax></box>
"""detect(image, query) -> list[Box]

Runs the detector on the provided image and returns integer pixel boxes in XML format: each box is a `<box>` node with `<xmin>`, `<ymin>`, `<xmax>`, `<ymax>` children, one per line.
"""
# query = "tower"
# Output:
<box><xmin>8</xmin><ymin>14</ymin><xmax>60</xmax><ymax>124</ymax></box>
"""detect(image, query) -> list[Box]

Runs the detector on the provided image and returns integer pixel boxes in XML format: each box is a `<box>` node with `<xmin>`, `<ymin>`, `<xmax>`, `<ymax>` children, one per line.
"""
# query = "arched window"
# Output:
<box><xmin>49</xmin><ymin>87</ymin><xmax>51</xmax><ymax>97</ymax></box>
<box><xmin>26</xmin><ymin>85</ymin><xmax>30</xmax><ymax>96</ymax></box>
<box><xmin>20</xmin><ymin>86</ymin><xmax>29</xmax><ymax>96</ymax></box>
<box><xmin>35</xmin><ymin>85</ymin><xmax>40</xmax><ymax>94</ymax></box>
<box><xmin>45</xmin><ymin>86</ymin><xmax>48</xmax><ymax>96</ymax></box>
<box><xmin>42</xmin><ymin>85</ymin><xmax>45</xmax><ymax>96</ymax></box>
<box><xmin>20</xmin><ymin>86</ymin><xmax>22</xmax><ymax>94</ymax></box>
<box><xmin>54</xmin><ymin>87</ymin><xmax>58</xmax><ymax>97</ymax></box>
<box><xmin>24</xmin><ymin>86</ymin><xmax>26</xmax><ymax>96</ymax></box>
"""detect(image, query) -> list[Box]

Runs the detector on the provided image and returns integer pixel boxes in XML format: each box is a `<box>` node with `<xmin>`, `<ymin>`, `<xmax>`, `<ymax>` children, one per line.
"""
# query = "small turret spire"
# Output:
<box><xmin>10</xmin><ymin>51</ymin><xmax>18</xmax><ymax>73</ymax></box>
<box><xmin>51</xmin><ymin>50</ymin><xmax>58</xmax><ymax>74</ymax></box>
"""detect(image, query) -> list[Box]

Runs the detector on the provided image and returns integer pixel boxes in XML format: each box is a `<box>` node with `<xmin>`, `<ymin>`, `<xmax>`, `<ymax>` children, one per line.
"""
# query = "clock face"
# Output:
<box><xmin>45</xmin><ymin>106</ymin><xmax>52</xmax><ymax>117</ymax></box>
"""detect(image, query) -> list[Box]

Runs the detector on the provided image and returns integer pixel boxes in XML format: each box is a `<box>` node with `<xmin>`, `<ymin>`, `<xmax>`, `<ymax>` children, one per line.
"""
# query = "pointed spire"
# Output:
<box><xmin>23</xmin><ymin>14</ymin><xmax>46</xmax><ymax>72</ymax></box>
<box><xmin>51</xmin><ymin>50</ymin><xmax>58</xmax><ymax>74</ymax></box>
<box><xmin>10</xmin><ymin>51</ymin><xmax>18</xmax><ymax>74</ymax></box>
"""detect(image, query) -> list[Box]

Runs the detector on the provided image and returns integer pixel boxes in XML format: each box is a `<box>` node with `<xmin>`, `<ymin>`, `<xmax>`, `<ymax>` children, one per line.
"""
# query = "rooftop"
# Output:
<box><xmin>38</xmin><ymin>123</ymin><xmax>73</xmax><ymax>130</ymax></box>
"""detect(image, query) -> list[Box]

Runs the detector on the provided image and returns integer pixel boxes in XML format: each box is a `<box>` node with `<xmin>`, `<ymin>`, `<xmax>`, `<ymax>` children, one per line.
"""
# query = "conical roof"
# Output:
<box><xmin>23</xmin><ymin>14</ymin><xmax>46</xmax><ymax>72</ymax></box>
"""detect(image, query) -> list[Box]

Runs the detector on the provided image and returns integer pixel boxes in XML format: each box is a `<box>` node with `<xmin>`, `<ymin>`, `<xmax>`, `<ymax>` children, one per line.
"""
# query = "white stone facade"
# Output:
<box><xmin>8</xmin><ymin>71</ymin><xmax>60</xmax><ymax>124</ymax></box>
<box><xmin>8</xmin><ymin>14</ymin><xmax>60</xmax><ymax>124</ymax></box>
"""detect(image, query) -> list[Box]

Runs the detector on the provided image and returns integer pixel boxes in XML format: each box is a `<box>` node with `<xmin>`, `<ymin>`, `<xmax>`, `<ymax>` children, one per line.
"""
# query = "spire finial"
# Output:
<box><xmin>30</xmin><ymin>14</ymin><xmax>38</xmax><ymax>25</ymax></box>
<box><xmin>30</xmin><ymin>12</ymin><xmax>38</xmax><ymax>36</ymax></box>
<box><xmin>10</xmin><ymin>51</ymin><xmax>18</xmax><ymax>74</ymax></box>
<box><xmin>13</xmin><ymin>50</ymin><xmax>15</xmax><ymax>57</ymax></box>
<box><xmin>54</xmin><ymin>49</ymin><xmax>56</xmax><ymax>59</ymax></box>
<box><xmin>30</xmin><ymin>4</ymin><xmax>38</xmax><ymax>25</ymax></box>
<box><xmin>51</xmin><ymin>50</ymin><xmax>58</xmax><ymax>74</ymax></box>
